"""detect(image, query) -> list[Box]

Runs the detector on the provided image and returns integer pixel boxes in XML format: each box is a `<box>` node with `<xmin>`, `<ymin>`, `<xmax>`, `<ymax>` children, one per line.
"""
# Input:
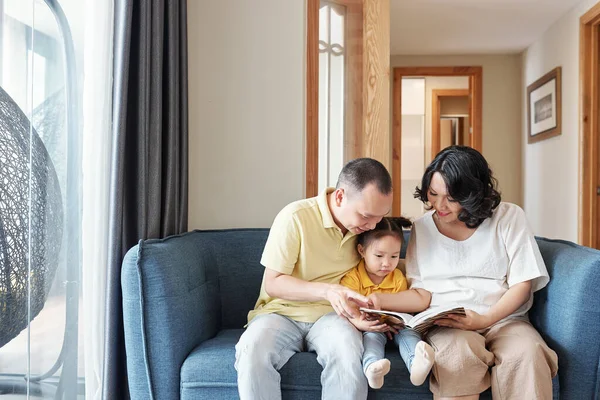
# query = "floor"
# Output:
<box><xmin>0</xmin><ymin>396</ymin><xmax>85</xmax><ymax>399</ymax></box>
<box><xmin>0</xmin><ymin>295</ymin><xmax>85</xmax><ymax>398</ymax></box>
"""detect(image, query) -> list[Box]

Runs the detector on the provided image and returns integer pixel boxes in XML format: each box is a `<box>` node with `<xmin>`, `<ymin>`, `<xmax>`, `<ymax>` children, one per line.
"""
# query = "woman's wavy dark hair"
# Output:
<box><xmin>357</xmin><ymin>216</ymin><xmax>412</xmax><ymax>249</ymax></box>
<box><xmin>414</xmin><ymin>146</ymin><xmax>501</xmax><ymax>228</ymax></box>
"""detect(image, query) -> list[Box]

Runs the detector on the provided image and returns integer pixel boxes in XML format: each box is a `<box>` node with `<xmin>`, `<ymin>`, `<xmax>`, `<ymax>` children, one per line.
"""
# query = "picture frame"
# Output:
<box><xmin>527</xmin><ymin>66</ymin><xmax>562</xmax><ymax>144</ymax></box>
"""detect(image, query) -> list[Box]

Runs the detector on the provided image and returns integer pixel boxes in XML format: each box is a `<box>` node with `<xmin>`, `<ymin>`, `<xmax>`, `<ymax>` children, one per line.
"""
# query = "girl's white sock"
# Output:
<box><xmin>365</xmin><ymin>358</ymin><xmax>391</xmax><ymax>389</ymax></box>
<box><xmin>410</xmin><ymin>340</ymin><xmax>435</xmax><ymax>386</ymax></box>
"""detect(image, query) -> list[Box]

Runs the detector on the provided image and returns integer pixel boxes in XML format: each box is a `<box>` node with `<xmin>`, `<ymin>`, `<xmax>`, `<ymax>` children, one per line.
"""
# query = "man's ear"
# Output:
<box><xmin>333</xmin><ymin>188</ymin><xmax>345</xmax><ymax>206</ymax></box>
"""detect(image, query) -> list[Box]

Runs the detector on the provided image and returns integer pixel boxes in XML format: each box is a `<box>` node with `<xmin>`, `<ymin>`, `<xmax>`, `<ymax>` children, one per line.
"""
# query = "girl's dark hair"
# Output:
<box><xmin>357</xmin><ymin>216</ymin><xmax>412</xmax><ymax>249</ymax></box>
<box><xmin>414</xmin><ymin>145</ymin><xmax>501</xmax><ymax>229</ymax></box>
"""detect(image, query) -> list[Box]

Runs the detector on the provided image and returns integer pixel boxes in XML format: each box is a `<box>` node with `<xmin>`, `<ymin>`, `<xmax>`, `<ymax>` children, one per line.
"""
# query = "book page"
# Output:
<box><xmin>359</xmin><ymin>307</ymin><xmax>413</xmax><ymax>325</ymax></box>
<box><xmin>409</xmin><ymin>304</ymin><xmax>466</xmax><ymax>335</ymax></box>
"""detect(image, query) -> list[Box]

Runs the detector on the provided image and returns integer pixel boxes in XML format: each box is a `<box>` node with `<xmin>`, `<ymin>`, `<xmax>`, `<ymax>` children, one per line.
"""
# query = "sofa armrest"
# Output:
<box><xmin>122</xmin><ymin>232</ymin><xmax>221</xmax><ymax>400</ymax></box>
<box><xmin>531</xmin><ymin>238</ymin><xmax>600</xmax><ymax>400</ymax></box>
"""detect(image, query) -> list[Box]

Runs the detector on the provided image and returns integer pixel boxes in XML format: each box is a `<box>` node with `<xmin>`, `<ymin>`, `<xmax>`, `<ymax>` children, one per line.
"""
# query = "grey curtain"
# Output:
<box><xmin>102</xmin><ymin>0</ymin><xmax>188</xmax><ymax>398</ymax></box>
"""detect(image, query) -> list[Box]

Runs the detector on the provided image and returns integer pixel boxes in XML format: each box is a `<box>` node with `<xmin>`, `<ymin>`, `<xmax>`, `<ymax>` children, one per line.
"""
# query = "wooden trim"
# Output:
<box><xmin>342</xmin><ymin>0</ymin><xmax>364</xmax><ymax>161</ymax></box>
<box><xmin>392</xmin><ymin>67</ymin><xmax>402</xmax><ymax>216</ymax></box>
<box><xmin>526</xmin><ymin>67</ymin><xmax>562</xmax><ymax>144</ymax></box>
<box><xmin>391</xmin><ymin>66</ymin><xmax>483</xmax><ymax>216</ymax></box>
<box><xmin>469</xmin><ymin>75</ymin><xmax>474</xmax><ymax>146</ymax></box>
<box><xmin>432</xmin><ymin>91</ymin><xmax>440</xmax><ymax>161</ymax></box>
<box><xmin>458</xmin><ymin>117</ymin><xmax>465</xmax><ymax>146</ymax></box>
<box><xmin>431</xmin><ymin>89</ymin><xmax>469</xmax><ymax>160</ymax></box>
<box><xmin>393</xmin><ymin>66</ymin><xmax>482</xmax><ymax>77</ymax></box>
<box><xmin>431</xmin><ymin>89</ymin><xmax>471</xmax><ymax>97</ymax></box>
<box><xmin>471</xmin><ymin>68</ymin><xmax>483</xmax><ymax>151</ymax></box>
<box><xmin>306</xmin><ymin>0</ymin><xmax>319</xmax><ymax>198</ymax></box>
<box><xmin>362</xmin><ymin>0</ymin><xmax>390</xmax><ymax>168</ymax></box>
<box><xmin>579</xmin><ymin>4</ymin><xmax>600</xmax><ymax>247</ymax></box>
<box><xmin>581</xmin><ymin>1</ymin><xmax>600</xmax><ymax>24</ymax></box>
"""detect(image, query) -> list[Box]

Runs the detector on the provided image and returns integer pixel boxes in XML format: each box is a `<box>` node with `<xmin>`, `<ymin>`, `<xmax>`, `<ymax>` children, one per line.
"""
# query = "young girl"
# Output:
<box><xmin>341</xmin><ymin>217</ymin><xmax>434</xmax><ymax>389</ymax></box>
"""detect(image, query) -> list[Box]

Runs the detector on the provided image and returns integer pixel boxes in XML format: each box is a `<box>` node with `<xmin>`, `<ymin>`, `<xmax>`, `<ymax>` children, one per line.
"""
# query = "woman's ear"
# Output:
<box><xmin>357</xmin><ymin>244</ymin><xmax>365</xmax><ymax>257</ymax></box>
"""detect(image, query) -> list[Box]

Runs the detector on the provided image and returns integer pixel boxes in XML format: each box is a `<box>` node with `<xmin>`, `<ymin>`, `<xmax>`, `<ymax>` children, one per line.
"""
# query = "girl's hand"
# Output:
<box><xmin>349</xmin><ymin>313</ymin><xmax>390</xmax><ymax>333</ymax></box>
<box><xmin>367</xmin><ymin>293</ymin><xmax>382</xmax><ymax>310</ymax></box>
<box><xmin>434</xmin><ymin>310</ymin><xmax>492</xmax><ymax>331</ymax></box>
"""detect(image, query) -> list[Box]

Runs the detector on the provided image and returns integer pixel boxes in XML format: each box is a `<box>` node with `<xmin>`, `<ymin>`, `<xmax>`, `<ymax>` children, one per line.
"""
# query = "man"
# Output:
<box><xmin>235</xmin><ymin>158</ymin><xmax>394</xmax><ymax>400</ymax></box>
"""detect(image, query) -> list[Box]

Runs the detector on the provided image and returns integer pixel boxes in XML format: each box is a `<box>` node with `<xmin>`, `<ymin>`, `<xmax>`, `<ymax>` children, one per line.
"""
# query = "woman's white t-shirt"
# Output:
<box><xmin>405</xmin><ymin>202</ymin><xmax>549</xmax><ymax>320</ymax></box>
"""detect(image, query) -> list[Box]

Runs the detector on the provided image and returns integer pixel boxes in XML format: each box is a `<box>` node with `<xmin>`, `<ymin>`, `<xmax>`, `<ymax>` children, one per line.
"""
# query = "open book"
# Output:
<box><xmin>359</xmin><ymin>304</ymin><xmax>466</xmax><ymax>336</ymax></box>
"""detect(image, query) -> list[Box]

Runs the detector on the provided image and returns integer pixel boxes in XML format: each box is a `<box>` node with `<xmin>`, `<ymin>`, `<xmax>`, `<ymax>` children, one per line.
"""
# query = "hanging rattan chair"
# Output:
<box><xmin>0</xmin><ymin>85</ymin><xmax>63</xmax><ymax>348</ymax></box>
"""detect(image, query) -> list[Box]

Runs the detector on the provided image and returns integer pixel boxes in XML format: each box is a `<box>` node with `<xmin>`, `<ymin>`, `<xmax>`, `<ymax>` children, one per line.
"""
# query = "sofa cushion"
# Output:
<box><xmin>181</xmin><ymin>330</ymin><xmax>320</xmax><ymax>391</ymax></box>
<box><xmin>182</xmin><ymin>329</ymin><xmax>432</xmax><ymax>397</ymax></box>
<box><xmin>181</xmin><ymin>329</ymin><xmax>560</xmax><ymax>399</ymax></box>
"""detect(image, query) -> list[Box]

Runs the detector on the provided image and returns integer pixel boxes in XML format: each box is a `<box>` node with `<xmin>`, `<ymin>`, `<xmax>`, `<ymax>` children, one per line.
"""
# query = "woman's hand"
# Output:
<box><xmin>435</xmin><ymin>281</ymin><xmax>533</xmax><ymax>331</ymax></box>
<box><xmin>349</xmin><ymin>313</ymin><xmax>390</xmax><ymax>333</ymax></box>
<box><xmin>434</xmin><ymin>310</ymin><xmax>492</xmax><ymax>331</ymax></box>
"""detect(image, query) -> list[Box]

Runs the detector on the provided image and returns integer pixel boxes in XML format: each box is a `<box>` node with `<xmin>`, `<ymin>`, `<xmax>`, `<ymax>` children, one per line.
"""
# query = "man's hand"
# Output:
<box><xmin>434</xmin><ymin>309</ymin><xmax>492</xmax><ymax>331</ymax></box>
<box><xmin>325</xmin><ymin>284</ymin><xmax>370</xmax><ymax>319</ymax></box>
<box><xmin>348</xmin><ymin>313</ymin><xmax>390</xmax><ymax>333</ymax></box>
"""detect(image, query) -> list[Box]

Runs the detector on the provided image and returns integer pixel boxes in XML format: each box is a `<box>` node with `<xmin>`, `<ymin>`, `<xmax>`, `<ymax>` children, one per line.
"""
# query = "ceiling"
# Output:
<box><xmin>390</xmin><ymin>0</ymin><xmax>582</xmax><ymax>55</ymax></box>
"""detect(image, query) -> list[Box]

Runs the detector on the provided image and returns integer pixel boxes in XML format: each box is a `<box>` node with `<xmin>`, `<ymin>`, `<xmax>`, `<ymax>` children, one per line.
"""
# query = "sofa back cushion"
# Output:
<box><xmin>201</xmin><ymin>228</ymin><xmax>411</xmax><ymax>329</ymax></box>
<box><xmin>195</xmin><ymin>229</ymin><xmax>590</xmax><ymax>332</ymax></box>
<box><xmin>530</xmin><ymin>237</ymin><xmax>600</xmax><ymax>398</ymax></box>
<box><xmin>195</xmin><ymin>229</ymin><xmax>269</xmax><ymax>329</ymax></box>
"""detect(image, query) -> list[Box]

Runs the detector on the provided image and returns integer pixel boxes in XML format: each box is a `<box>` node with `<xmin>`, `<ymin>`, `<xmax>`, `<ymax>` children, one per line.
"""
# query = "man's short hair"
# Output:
<box><xmin>336</xmin><ymin>158</ymin><xmax>392</xmax><ymax>195</ymax></box>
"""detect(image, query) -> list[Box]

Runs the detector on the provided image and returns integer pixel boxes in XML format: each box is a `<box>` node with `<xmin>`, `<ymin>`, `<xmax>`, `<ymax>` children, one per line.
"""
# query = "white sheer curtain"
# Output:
<box><xmin>0</xmin><ymin>0</ymin><xmax>113</xmax><ymax>397</ymax></box>
<box><xmin>81</xmin><ymin>0</ymin><xmax>113</xmax><ymax>398</ymax></box>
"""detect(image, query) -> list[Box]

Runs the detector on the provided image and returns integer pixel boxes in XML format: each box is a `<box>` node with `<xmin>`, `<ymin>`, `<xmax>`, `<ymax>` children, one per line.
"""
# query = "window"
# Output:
<box><xmin>318</xmin><ymin>1</ymin><xmax>346</xmax><ymax>190</ymax></box>
<box><xmin>307</xmin><ymin>0</ymin><xmax>362</xmax><ymax>197</ymax></box>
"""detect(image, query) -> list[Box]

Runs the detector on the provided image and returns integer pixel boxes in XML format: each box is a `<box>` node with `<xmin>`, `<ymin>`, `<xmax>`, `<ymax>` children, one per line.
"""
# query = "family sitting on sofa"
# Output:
<box><xmin>234</xmin><ymin>146</ymin><xmax>559</xmax><ymax>400</ymax></box>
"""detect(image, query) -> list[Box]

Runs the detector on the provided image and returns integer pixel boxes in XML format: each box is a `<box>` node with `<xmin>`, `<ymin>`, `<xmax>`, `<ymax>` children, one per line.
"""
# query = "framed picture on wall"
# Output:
<box><xmin>527</xmin><ymin>66</ymin><xmax>562</xmax><ymax>144</ymax></box>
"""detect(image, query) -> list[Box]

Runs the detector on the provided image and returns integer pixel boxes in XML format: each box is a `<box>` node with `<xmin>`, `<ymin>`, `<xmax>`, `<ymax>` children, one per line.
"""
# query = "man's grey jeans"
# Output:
<box><xmin>235</xmin><ymin>312</ymin><xmax>368</xmax><ymax>400</ymax></box>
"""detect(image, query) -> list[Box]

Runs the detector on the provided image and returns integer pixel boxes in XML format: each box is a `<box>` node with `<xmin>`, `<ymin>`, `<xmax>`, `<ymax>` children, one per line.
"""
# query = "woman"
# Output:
<box><xmin>371</xmin><ymin>146</ymin><xmax>558</xmax><ymax>399</ymax></box>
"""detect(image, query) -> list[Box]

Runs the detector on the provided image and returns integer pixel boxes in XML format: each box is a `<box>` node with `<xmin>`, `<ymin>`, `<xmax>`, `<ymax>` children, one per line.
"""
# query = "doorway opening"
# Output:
<box><xmin>433</xmin><ymin>89</ymin><xmax>470</xmax><ymax>160</ymax></box>
<box><xmin>392</xmin><ymin>66</ymin><xmax>482</xmax><ymax>216</ymax></box>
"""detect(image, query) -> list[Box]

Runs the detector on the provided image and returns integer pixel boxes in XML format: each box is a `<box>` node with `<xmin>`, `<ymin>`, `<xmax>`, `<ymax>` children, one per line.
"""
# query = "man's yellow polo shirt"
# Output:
<box><xmin>248</xmin><ymin>188</ymin><xmax>360</xmax><ymax>324</ymax></box>
<box><xmin>340</xmin><ymin>259</ymin><xmax>408</xmax><ymax>297</ymax></box>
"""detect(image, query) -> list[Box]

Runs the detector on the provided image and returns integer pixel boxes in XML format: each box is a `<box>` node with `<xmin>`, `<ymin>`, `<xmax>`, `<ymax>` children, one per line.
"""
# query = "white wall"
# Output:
<box><xmin>401</xmin><ymin>78</ymin><xmax>426</xmax><ymax>218</ymax></box>
<box><xmin>187</xmin><ymin>0</ymin><xmax>306</xmax><ymax>229</ymax></box>
<box><xmin>391</xmin><ymin>55</ymin><xmax>523</xmax><ymax>206</ymax></box>
<box><xmin>521</xmin><ymin>0</ymin><xmax>597</xmax><ymax>242</ymax></box>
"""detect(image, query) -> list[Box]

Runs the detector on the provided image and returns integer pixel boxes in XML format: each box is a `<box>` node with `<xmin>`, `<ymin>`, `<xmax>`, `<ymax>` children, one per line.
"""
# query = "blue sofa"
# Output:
<box><xmin>122</xmin><ymin>229</ymin><xmax>600</xmax><ymax>399</ymax></box>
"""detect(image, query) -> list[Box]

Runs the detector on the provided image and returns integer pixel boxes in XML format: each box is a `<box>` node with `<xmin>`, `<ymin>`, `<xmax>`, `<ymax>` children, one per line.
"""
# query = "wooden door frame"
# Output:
<box><xmin>306</xmin><ymin>0</ymin><xmax>320</xmax><ymax>198</ymax></box>
<box><xmin>432</xmin><ymin>89</ymin><xmax>470</xmax><ymax>160</ymax></box>
<box><xmin>392</xmin><ymin>66</ymin><xmax>483</xmax><ymax>216</ymax></box>
<box><xmin>579</xmin><ymin>3</ymin><xmax>600</xmax><ymax>247</ymax></box>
